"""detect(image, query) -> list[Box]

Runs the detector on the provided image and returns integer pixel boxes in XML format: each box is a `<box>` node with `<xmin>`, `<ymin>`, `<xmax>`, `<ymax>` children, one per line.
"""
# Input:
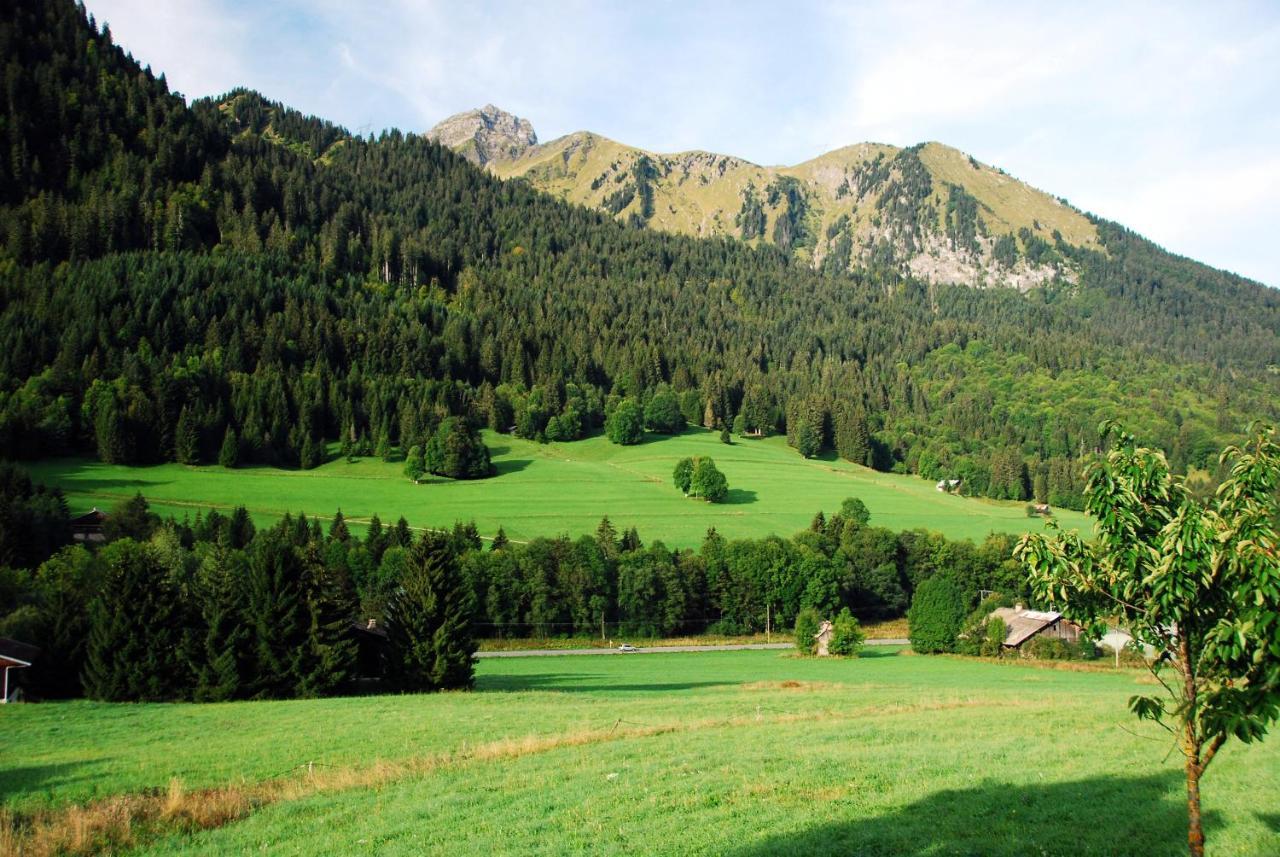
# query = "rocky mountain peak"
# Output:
<box><xmin>426</xmin><ymin>104</ymin><xmax>537</xmax><ymax>165</ymax></box>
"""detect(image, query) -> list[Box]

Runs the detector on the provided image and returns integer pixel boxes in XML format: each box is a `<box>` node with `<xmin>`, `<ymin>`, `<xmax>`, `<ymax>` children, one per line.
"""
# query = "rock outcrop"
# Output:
<box><xmin>426</xmin><ymin>104</ymin><xmax>537</xmax><ymax>165</ymax></box>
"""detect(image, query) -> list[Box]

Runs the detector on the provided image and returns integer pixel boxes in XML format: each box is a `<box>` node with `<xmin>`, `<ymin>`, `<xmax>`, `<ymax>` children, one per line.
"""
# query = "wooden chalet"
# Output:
<box><xmin>70</xmin><ymin>508</ymin><xmax>108</xmax><ymax>542</ymax></box>
<box><xmin>1</xmin><ymin>637</ymin><xmax>39</xmax><ymax>703</ymax></box>
<box><xmin>988</xmin><ymin>604</ymin><xmax>1082</xmax><ymax>650</ymax></box>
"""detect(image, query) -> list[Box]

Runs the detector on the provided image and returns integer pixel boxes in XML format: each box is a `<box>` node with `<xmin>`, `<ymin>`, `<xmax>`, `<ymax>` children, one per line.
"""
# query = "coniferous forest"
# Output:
<box><xmin>1</xmin><ymin>0</ymin><xmax>1277</xmax><ymax>511</ymax></box>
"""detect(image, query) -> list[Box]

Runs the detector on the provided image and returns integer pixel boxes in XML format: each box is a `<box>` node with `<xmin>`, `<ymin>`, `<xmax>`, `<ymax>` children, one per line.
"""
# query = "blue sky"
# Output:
<box><xmin>88</xmin><ymin>0</ymin><xmax>1280</xmax><ymax>287</ymax></box>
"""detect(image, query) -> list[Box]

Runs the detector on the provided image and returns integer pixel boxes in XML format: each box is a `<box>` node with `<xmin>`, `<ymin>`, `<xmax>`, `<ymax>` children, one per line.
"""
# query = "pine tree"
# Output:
<box><xmin>384</xmin><ymin>534</ymin><xmax>475</xmax><ymax>691</ymax></box>
<box><xmin>83</xmin><ymin>539</ymin><xmax>188</xmax><ymax>701</ymax></box>
<box><xmin>174</xmin><ymin>405</ymin><xmax>200</xmax><ymax>464</ymax></box>
<box><xmin>329</xmin><ymin>509</ymin><xmax>351</xmax><ymax>543</ymax></box>
<box><xmin>190</xmin><ymin>547</ymin><xmax>249</xmax><ymax>702</ymax></box>
<box><xmin>228</xmin><ymin>505</ymin><xmax>255</xmax><ymax>550</ymax></box>
<box><xmin>491</xmin><ymin>526</ymin><xmax>509</xmax><ymax>551</ymax></box>
<box><xmin>595</xmin><ymin>516</ymin><xmax>619</xmax><ymax>561</ymax></box>
<box><xmin>295</xmin><ymin>545</ymin><xmax>358</xmax><ymax>697</ymax></box>
<box><xmin>218</xmin><ymin>426</ymin><xmax>239</xmax><ymax>468</ymax></box>
<box><xmin>243</xmin><ymin>533</ymin><xmax>309</xmax><ymax>698</ymax></box>
<box><xmin>621</xmin><ymin>526</ymin><xmax>643</xmax><ymax>552</ymax></box>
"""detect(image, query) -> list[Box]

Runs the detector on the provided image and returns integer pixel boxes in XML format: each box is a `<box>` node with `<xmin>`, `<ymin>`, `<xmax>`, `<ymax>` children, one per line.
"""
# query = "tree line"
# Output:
<box><xmin>1</xmin><ymin>484</ymin><xmax>1028</xmax><ymax>701</ymax></box>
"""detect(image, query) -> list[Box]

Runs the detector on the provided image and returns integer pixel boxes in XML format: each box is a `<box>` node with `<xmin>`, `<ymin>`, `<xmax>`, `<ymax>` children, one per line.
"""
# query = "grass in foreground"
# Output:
<box><xmin>26</xmin><ymin>430</ymin><xmax>1089</xmax><ymax>548</ymax></box>
<box><xmin>2</xmin><ymin>650</ymin><xmax>1276</xmax><ymax>856</ymax></box>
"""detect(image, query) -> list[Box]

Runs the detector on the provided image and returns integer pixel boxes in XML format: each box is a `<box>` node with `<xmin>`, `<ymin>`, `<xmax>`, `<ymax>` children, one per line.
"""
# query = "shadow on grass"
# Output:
<box><xmin>1259</xmin><ymin>813</ymin><xmax>1280</xmax><ymax>833</ymax></box>
<box><xmin>722</xmin><ymin>488</ymin><xmax>758</xmax><ymax>505</ymax></box>
<box><xmin>725</xmin><ymin>772</ymin><xmax>1210</xmax><ymax>857</ymax></box>
<box><xmin>479</xmin><ymin>673</ymin><xmax>735</xmax><ymax>693</ymax></box>
<box><xmin>59</xmin><ymin>476</ymin><xmax>165</xmax><ymax>493</ymax></box>
<box><xmin>493</xmin><ymin>459</ymin><xmax>532</xmax><ymax>476</ymax></box>
<box><xmin>0</xmin><ymin>760</ymin><xmax>111</xmax><ymax>808</ymax></box>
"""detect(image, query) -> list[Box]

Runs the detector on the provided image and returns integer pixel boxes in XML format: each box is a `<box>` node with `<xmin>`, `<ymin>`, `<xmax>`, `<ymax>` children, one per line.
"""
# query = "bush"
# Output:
<box><xmin>907</xmin><ymin>572</ymin><xmax>968</xmax><ymax>654</ymax></box>
<box><xmin>644</xmin><ymin>390</ymin><xmax>685</xmax><ymax>434</ymax></box>
<box><xmin>606</xmin><ymin>399</ymin><xmax>644</xmax><ymax>445</ymax></box>
<box><xmin>1024</xmin><ymin>636</ymin><xmax>1074</xmax><ymax>660</ymax></box>
<box><xmin>690</xmin><ymin>457</ymin><xmax>729</xmax><ymax>502</ymax></box>
<box><xmin>425</xmin><ymin>418</ymin><xmax>493</xmax><ymax>479</ymax></box>
<box><xmin>794</xmin><ymin>607</ymin><xmax>820</xmax><ymax>655</ymax></box>
<box><xmin>828</xmin><ymin>608</ymin><xmax>865</xmax><ymax>656</ymax></box>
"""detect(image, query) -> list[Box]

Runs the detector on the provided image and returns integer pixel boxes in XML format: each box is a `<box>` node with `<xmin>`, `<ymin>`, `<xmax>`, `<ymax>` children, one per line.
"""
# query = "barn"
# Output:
<box><xmin>988</xmin><ymin>604</ymin><xmax>1082</xmax><ymax>650</ymax></box>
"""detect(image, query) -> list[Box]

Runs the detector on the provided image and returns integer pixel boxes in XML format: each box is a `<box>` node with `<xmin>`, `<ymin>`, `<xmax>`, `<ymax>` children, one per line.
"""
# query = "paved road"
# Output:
<box><xmin>475</xmin><ymin>639</ymin><xmax>909</xmax><ymax>658</ymax></box>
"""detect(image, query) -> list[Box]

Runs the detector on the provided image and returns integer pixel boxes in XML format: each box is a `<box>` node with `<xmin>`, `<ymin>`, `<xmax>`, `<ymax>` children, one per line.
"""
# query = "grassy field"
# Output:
<box><xmin>2</xmin><ymin>650</ymin><xmax>1277</xmax><ymax>855</ymax></box>
<box><xmin>25</xmin><ymin>429</ymin><xmax>1089</xmax><ymax>548</ymax></box>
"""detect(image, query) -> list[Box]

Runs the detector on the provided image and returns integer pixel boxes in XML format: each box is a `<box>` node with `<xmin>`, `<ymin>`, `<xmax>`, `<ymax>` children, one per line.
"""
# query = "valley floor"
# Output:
<box><xmin>3</xmin><ymin>650</ymin><xmax>1276</xmax><ymax>856</ymax></box>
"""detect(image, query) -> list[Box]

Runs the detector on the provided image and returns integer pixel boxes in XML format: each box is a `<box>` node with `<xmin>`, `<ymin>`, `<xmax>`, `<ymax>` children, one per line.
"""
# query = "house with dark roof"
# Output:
<box><xmin>988</xmin><ymin>604</ymin><xmax>1082</xmax><ymax>650</ymax></box>
<box><xmin>70</xmin><ymin>508</ymin><xmax>108</xmax><ymax>542</ymax></box>
<box><xmin>1</xmin><ymin>638</ymin><xmax>40</xmax><ymax>703</ymax></box>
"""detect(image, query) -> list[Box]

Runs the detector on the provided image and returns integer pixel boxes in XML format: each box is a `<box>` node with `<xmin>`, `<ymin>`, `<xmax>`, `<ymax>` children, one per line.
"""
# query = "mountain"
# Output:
<box><xmin>437</xmin><ymin>108</ymin><xmax>1117</xmax><ymax>291</ymax></box>
<box><xmin>426</xmin><ymin>104</ymin><xmax>537</xmax><ymax>165</ymax></box>
<box><xmin>0</xmin><ymin>0</ymin><xmax>1277</xmax><ymax>514</ymax></box>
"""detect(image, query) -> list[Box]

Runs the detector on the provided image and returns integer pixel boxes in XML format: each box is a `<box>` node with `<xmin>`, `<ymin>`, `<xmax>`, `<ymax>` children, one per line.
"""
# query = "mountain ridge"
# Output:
<box><xmin>431</xmin><ymin>106</ymin><xmax>1105</xmax><ymax>291</ymax></box>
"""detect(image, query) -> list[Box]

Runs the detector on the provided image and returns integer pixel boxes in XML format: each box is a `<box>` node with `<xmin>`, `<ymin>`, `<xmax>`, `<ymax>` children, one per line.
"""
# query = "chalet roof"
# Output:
<box><xmin>69</xmin><ymin>508</ymin><xmax>108</xmax><ymax>526</ymax></box>
<box><xmin>0</xmin><ymin>638</ymin><xmax>40</xmax><ymax>667</ymax></box>
<box><xmin>989</xmin><ymin>607</ymin><xmax>1063</xmax><ymax>647</ymax></box>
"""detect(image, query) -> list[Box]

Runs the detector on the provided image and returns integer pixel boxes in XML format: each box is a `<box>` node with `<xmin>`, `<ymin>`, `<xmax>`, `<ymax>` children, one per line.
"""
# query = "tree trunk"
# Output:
<box><xmin>1180</xmin><ymin>634</ymin><xmax>1205</xmax><ymax>857</ymax></box>
<box><xmin>1186</xmin><ymin>753</ymin><xmax>1204</xmax><ymax>857</ymax></box>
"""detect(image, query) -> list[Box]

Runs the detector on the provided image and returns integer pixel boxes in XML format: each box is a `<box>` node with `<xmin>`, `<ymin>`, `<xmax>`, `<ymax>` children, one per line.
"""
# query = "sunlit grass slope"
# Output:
<box><xmin>26</xmin><ymin>430</ymin><xmax>1088</xmax><ymax>548</ymax></box>
<box><xmin>2</xmin><ymin>651</ymin><xmax>1275</xmax><ymax>855</ymax></box>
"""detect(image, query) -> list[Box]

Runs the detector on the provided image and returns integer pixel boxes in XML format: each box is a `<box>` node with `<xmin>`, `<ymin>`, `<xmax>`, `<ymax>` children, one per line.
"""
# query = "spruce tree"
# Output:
<box><xmin>218</xmin><ymin>426</ymin><xmax>239</xmax><ymax>468</ymax></box>
<box><xmin>83</xmin><ymin>539</ymin><xmax>187</xmax><ymax>701</ymax></box>
<box><xmin>190</xmin><ymin>547</ymin><xmax>249</xmax><ymax>702</ymax></box>
<box><xmin>329</xmin><ymin>509</ymin><xmax>351</xmax><ymax>542</ymax></box>
<box><xmin>228</xmin><ymin>505</ymin><xmax>256</xmax><ymax>550</ymax></box>
<box><xmin>243</xmin><ymin>533</ymin><xmax>309</xmax><ymax>698</ymax></box>
<box><xmin>174</xmin><ymin>406</ymin><xmax>200</xmax><ymax>464</ymax></box>
<box><xmin>384</xmin><ymin>534</ymin><xmax>475</xmax><ymax>691</ymax></box>
<box><xmin>296</xmin><ymin>545</ymin><xmax>358</xmax><ymax>697</ymax></box>
<box><xmin>491</xmin><ymin>526</ymin><xmax>509</xmax><ymax>551</ymax></box>
<box><xmin>595</xmin><ymin>516</ymin><xmax>619</xmax><ymax>561</ymax></box>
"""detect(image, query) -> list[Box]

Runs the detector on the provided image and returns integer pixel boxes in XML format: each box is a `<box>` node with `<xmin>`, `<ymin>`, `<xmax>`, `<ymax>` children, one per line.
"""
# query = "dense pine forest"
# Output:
<box><xmin>2</xmin><ymin>0</ymin><xmax>1279</xmax><ymax>512</ymax></box>
<box><xmin>0</xmin><ymin>475</ymin><xmax>1022</xmax><ymax>701</ymax></box>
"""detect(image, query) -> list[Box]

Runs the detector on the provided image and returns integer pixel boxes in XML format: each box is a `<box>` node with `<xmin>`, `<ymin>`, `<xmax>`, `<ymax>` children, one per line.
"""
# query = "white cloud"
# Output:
<box><xmin>89</xmin><ymin>0</ymin><xmax>249</xmax><ymax>101</ymax></box>
<box><xmin>81</xmin><ymin>0</ymin><xmax>1280</xmax><ymax>284</ymax></box>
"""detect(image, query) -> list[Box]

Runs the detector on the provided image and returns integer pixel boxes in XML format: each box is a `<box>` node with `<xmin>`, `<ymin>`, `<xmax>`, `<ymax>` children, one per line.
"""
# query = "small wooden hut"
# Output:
<box><xmin>814</xmin><ymin>620</ymin><xmax>834</xmax><ymax>657</ymax></box>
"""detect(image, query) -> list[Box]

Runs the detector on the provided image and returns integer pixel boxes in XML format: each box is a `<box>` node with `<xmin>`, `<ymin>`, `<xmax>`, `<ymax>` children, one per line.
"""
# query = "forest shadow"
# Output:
<box><xmin>487</xmin><ymin>444</ymin><xmax>512</xmax><ymax>458</ymax></box>
<box><xmin>0</xmin><ymin>760</ymin><xmax>112</xmax><ymax>810</ymax></box>
<box><xmin>60</xmin><ymin>476</ymin><xmax>163</xmax><ymax>492</ymax></box>
<box><xmin>722</xmin><ymin>488</ymin><xmax>758</xmax><ymax>505</ymax></box>
<box><xmin>479</xmin><ymin>673</ymin><xmax>735</xmax><ymax>694</ymax></box>
<box><xmin>493</xmin><ymin>459</ymin><xmax>532</xmax><ymax>476</ymax></box>
<box><xmin>725</xmin><ymin>771</ymin><xmax>1211</xmax><ymax>857</ymax></box>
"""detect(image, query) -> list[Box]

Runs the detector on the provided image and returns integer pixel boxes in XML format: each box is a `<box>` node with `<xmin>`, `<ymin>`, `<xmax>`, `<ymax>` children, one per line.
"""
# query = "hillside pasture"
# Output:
<box><xmin>25</xmin><ymin>430</ymin><xmax>1088</xmax><ymax>548</ymax></box>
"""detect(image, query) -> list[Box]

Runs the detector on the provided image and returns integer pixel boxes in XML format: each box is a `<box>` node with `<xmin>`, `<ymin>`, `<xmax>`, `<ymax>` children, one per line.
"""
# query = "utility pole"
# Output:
<box><xmin>766</xmin><ymin>603</ymin><xmax>771</xmax><ymax>643</ymax></box>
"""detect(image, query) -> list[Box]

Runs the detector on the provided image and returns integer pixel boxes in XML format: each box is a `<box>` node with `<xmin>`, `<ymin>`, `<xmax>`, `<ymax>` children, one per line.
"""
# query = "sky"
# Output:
<box><xmin>87</xmin><ymin>0</ymin><xmax>1280</xmax><ymax>287</ymax></box>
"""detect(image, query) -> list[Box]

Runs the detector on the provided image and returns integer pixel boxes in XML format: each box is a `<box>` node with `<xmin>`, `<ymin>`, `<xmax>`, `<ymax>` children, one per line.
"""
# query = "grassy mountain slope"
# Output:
<box><xmin>26</xmin><ymin>429</ymin><xmax>1089</xmax><ymax>548</ymax></box>
<box><xmin>480</xmin><ymin>121</ymin><xmax>1100</xmax><ymax>289</ymax></box>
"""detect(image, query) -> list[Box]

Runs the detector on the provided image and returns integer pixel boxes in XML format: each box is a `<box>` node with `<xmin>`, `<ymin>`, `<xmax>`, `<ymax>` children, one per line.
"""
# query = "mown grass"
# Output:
<box><xmin>2</xmin><ymin>650</ymin><xmax>1276</xmax><ymax>856</ymax></box>
<box><xmin>25</xmin><ymin>429</ymin><xmax>1088</xmax><ymax>549</ymax></box>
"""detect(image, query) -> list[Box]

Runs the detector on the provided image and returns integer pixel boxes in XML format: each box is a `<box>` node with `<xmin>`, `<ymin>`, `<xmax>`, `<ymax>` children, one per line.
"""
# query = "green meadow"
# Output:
<box><xmin>3</xmin><ymin>650</ymin><xmax>1276</xmax><ymax>855</ymax></box>
<box><xmin>25</xmin><ymin>429</ymin><xmax>1089</xmax><ymax>548</ymax></box>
